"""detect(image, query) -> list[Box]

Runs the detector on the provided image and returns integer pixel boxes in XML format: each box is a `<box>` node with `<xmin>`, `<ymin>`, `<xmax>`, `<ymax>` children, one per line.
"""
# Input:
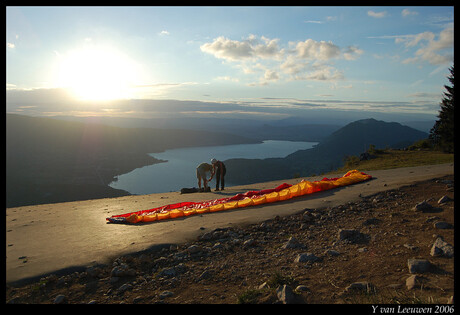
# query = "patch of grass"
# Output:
<box><xmin>329</xmin><ymin>149</ymin><xmax>453</xmax><ymax>175</ymax></box>
<box><xmin>237</xmin><ymin>289</ymin><xmax>263</xmax><ymax>304</ymax></box>
<box><xmin>266</xmin><ymin>270</ymin><xmax>295</xmax><ymax>288</ymax></box>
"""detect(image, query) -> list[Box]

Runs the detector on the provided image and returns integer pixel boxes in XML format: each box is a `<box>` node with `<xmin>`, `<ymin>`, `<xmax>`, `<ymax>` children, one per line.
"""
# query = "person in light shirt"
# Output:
<box><xmin>196</xmin><ymin>162</ymin><xmax>213</xmax><ymax>192</ymax></box>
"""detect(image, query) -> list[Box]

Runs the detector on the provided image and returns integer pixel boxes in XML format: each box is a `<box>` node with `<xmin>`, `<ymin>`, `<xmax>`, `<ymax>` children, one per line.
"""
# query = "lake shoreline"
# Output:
<box><xmin>110</xmin><ymin>140</ymin><xmax>318</xmax><ymax>196</ymax></box>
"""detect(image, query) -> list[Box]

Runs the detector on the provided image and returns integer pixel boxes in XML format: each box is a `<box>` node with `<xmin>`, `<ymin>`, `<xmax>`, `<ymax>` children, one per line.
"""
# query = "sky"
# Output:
<box><xmin>6</xmin><ymin>6</ymin><xmax>454</xmax><ymax>121</ymax></box>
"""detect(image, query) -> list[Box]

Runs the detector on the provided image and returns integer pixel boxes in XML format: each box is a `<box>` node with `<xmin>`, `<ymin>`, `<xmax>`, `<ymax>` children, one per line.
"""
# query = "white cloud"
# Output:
<box><xmin>200</xmin><ymin>35</ymin><xmax>283</xmax><ymax>61</ymax></box>
<box><xmin>159</xmin><ymin>30</ymin><xmax>170</xmax><ymax>36</ymax></box>
<box><xmin>202</xmin><ymin>34</ymin><xmax>362</xmax><ymax>84</ymax></box>
<box><xmin>304</xmin><ymin>67</ymin><xmax>344</xmax><ymax>81</ymax></box>
<box><xmin>7</xmin><ymin>42</ymin><xmax>15</xmax><ymax>49</ymax></box>
<box><xmin>264</xmin><ymin>69</ymin><xmax>279</xmax><ymax>81</ymax></box>
<box><xmin>368</xmin><ymin>10</ymin><xmax>387</xmax><ymax>18</ymax></box>
<box><xmin>295</xmin><ymin>39</ymin><xmax>340</xmax><ymax>60</ymax></box>
<box><xmin>397</xmin><ymin>24</ymin><xmax>453</xmax><ymax>65</ymax></box>
<box><xmin>402</xmin><ymin>9</ymin><xmax>418</xmax><ymax>17</ymax></box>
<box><xmin>343</xmin><ymin>46</ymin><xmax>364</xmax><ymax>60</ymax></box>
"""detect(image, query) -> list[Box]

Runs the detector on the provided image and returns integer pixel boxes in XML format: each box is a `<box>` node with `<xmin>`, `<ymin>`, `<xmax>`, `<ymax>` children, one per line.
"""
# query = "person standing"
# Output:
<box><xmin>196</xmin><ymin>162</ymin><xmax>213</xmax><ymax>192</ymax></box>
<box><xmin>210</xmin><ymin>158</ymin><xmax>226</xmax><ymax>191</ymax></box>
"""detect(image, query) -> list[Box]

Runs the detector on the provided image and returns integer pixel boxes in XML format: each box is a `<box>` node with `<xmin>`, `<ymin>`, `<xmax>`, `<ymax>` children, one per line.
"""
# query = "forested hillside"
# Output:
<box><xmin>224</xmin><ymin>119</ymin><xmax>428</xmax><ymax>185</ymax></box>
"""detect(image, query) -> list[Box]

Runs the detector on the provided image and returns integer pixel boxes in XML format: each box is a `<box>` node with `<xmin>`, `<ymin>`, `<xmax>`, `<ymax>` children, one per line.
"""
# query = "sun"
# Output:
<box><xmin>58</xmin><ymin>46</ymin><xmax>138</xmax><ymax>101</ymax></box>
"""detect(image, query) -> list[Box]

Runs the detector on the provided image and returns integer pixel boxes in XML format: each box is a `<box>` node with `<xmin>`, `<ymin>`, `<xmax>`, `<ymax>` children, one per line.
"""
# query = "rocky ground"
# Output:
<box><xmin>6</xmin><ymin>175</ymin><xmax>454</xmax><ymax>305</ymax></box>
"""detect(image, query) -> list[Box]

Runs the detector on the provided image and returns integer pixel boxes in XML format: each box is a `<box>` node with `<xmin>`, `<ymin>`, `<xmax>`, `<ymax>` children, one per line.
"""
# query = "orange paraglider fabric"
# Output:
<box><xmin>106</xmin><ymin>170</ymin><xmax>371</xmax><ymax>224</ymax></box>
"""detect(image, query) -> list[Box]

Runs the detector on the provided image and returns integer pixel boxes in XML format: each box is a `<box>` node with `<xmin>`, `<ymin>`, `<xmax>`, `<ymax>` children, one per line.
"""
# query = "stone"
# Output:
<box><xmin>412</xmin><ymin>201</ymin><xmax>433</xmax><ymax>212</ymax></box>
<box><xmin>53</xmin><ymin>294</ymin><xmax>66</xmax><ymax>304</ymax></box>
<box><xmin>406</xmin><ymin>275</ymin><xmax>423</xmax><ymax>290</ymax></box>
<box><xmin>434</xmin><ymin>221</ymin><xmax>453</xmax><ymax>229</ymax></box>
<box><xmin>337</xmin><ymin>229</ymin><xmax>369</xmax><ymax>244</ymax></box>
<box><xmin>438</xmin><ymin>195</ymin><xmax>451</xmax><ymax>204</ymax></box>
<box><xmin>295</xmin><ymin>253</ymin><xmax>319</xmax><ymax>263</ymax></box>
<box><xmin>430</xmin><ymin>237</ymin><xmax>454</xmax><ymax>258</ymax></box>
<box><xmin>295</xmin><ymin>285</ymin><xmax>309</xmax><ymax>292</ymax></box>
<box><xmin>118</xmin><ymin>283</ymin><xmax>133</xmax><ymax>293</ymax></box>
<box><xmin>283</xmin><ymin>236</ymin><xmax>305</xmax><ymax>249</ymax></box>
<box><xmin>187</xmin><ymin>244</ymin><xmax>202</xmax><ymax>254</ymax></box>
<box><xmin>159</xmin><ymin>291</ymin><xmax>174</xmax><ymax>299</ymax></box>
<box><xmin>276</xmin><ymin>285</ymin><xmax>305</xmax><ymax>304</ymax></box>
<box><xmin>407</xmin><ymin>259</ymin><xmax>431</xmax><ymax>274</ymax></box>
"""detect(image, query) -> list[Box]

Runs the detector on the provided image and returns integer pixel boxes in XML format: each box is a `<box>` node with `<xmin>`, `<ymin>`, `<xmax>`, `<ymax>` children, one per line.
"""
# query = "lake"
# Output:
<box><xmin>109</xmin><ymin>140</ymin><xmax>317</xmax><ymax>195</ymax></box>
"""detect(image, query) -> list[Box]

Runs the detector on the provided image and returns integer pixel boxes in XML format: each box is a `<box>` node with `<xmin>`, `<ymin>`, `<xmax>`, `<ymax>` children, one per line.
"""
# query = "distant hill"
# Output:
<box><xmin>224</xmin><ymin>118</ymin><xmax>428</xmax><ymax>185</ymax></box>
<box><xmin>52</xmin><ymin>115</ymin><xmax>341</xmax><ymax>142</ymax></box>
<box><xmin>6</xmin><ymin>114</ymin><xmax>258</xmax><ymax>207</ymax></box>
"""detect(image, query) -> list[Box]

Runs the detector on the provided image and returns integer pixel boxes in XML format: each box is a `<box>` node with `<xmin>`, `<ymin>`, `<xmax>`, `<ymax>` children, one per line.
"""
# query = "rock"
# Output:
<box><xmin>430</xmin><ymin>237</ymin><xmax>454</xmax><ymax>258</ymax></box>
<box><xmin>53</xmin><ymin>294</ymin><xmax>66</xmax><ymax>304</ymax></box>
<box><xmin>243</xmin><ymin>239</ymin><xmax>257</xmax><ymax>248</ymax></box>
<box><xmin>406</xmin><ymin>275</ymin><xmax>423</xmax><ymax>290</ymax></box>
<box><xmin>337</xmin><ymin>229</ymin><xmax>369</xmax><ymax>244</ymax></box>
<box><xmin>111</xmin><ymin>264</ymin><xmax>134</xmax><ymax>277</ymax></box>
<box><xmin>159</xmin><ymin>291</ymin><xmax>174</xmax><ymax>299</ymax></box>
<box><xmin>438</xmin><ymin>195</ymin><xmax>451</xmax><ymax>204</ymax></box>
<box><xmin>276</xmin><ymin>285</ymin><xmax>305</xmax><ymax>304</ymax></box>
<box><xmin>158</xmin><ymin>267</ymin><xmax>177</xmax><ymax>278</ymax></box>
<box><xmin>412</xmin><ymin>201</ymin><xmax>433</xmax><ymax>212</ymax></box>
<box><xmin>302</xmin><ymin>212</ymin><xmax>313</xmax><ymax>222</ymax></box>
<box><xmin>86</xmin><ymin>266</ymin><xmax>101</xmax><ymax>278</ymax></box>
<box><xmin>407</xmin><ymin>259</ymin><xmax>432</xmax><ymax>274</ymax></box>
<box><xmin>295</xmin><ymin>253</ymin><xmax>319</xmax><ymax>263</ymax></box>
<box><xmin>434</xmin><ymin>221</ymin><xmax>453</xmax><ymax>229</ymax></box>
<box><xmin>118</xmin><ymin>283</ymin><xmax>133</xmax><ymax>293</ymax></box>
<box><xmin>283</xmin><ymin>236</ymin><xmax>305</xmax><ymax>249</ymax></box>
<box><xmin>295</xmin><ymin>285</ymin><xmax>309</xmax><ymax>292</ymax></box>
<box><xmin>187</xmin><ymin>244</ymin><xmax>202</xmax><ymax>254</ymax></box>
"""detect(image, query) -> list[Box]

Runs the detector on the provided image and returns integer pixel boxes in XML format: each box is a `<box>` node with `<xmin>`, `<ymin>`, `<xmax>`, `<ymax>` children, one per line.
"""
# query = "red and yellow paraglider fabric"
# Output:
<box><xmin>106</xmin><ymin>170</ymin><xmax>372</xmax><ymax>224</ymax></box>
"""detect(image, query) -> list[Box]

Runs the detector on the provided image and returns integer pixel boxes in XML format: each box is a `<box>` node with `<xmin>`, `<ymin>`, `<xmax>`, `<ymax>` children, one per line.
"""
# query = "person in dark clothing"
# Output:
<box><xmin>210</xmin><ymin>158</ymin><xmax>226</xmax><ymax>191</ymax></box>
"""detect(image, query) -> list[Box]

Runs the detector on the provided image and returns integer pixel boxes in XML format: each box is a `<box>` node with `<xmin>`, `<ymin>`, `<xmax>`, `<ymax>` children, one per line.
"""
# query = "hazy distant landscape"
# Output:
<box><xmin>6</xmin><ymin>114</ymin><xmax>258</xmax><ymax>207</ymax></box>
<box><xmin>6</xmin><ymin>113</ymin><xmax>429</xmax><ymax>208</ymax></box>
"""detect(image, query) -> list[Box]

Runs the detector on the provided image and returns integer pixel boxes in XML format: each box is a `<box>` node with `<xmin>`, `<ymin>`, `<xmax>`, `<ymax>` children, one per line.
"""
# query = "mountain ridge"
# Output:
<box><xmin>224</xmin><ymin>118</ymin><xmax>428</xmax><ymax>185</ymax></box>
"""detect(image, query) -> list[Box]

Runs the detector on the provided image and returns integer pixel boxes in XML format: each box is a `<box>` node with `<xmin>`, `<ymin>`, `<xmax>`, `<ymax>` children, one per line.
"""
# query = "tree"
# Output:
<box><xmin>429</xmin><ymin>66</ymin><xmax>454</xmax><ymax>153</ymax></box>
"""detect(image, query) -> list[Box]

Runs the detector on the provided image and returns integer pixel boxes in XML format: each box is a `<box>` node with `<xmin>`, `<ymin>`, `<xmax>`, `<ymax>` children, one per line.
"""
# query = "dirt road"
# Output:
<box><xmin>6</xmin><ymin>163</ymin><xmax>453</xmax><ymax>285</ymax></box>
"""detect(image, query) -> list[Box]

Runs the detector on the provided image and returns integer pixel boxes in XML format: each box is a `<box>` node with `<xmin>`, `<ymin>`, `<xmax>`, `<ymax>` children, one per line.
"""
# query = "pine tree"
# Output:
<box><xmin>429</xmin><ymin>66</ymin><xmax>454</xmax><ymax>153</ymax></box>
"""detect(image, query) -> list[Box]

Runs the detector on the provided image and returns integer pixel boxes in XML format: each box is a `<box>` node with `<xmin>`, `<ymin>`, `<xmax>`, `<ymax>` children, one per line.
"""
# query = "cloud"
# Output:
<box><xmin>367</xmin><ymin>10</ymin><xmax>387</xmax><ymax>18</ymax></box>
<box><xmin>264</xmin><ymin>69</ymin><xmax>279</xmax><ymax>81</ymax></box>
<box><xmin>159</xmin><ymin>30</ymin><xmax>170</xmax><ymax>36</ymax></box>
<box><xmin>402</xmin><ymin>9</ymin><xmax>418</xmax><ymax>17</ymax></box>
<box><xmin>202</xmin><ymin>34</ymin><xmax>363</xmax><ymax>84</ymax></box>
<box><xmin>200</xmin><ymin>34</ymin><xmax>283</xmax><ymax>61</ymax></box>
<box><xmin>343</xmin><ymin>45</ymin><xmax>364</xmax><ymax>60</ymax></box>
<box><xmin>397</xmin><ymin>24</ymin><xmax>453</xmax><ymax>65</ymax></box>
<box><xmin>295</xmin><ymin>39</ymin><xmax>341</xmax><ymax>60</ymax></box>
<box><xmin>7</xmin><ymin>42</ymin><xmax>15</xmax><ymax>49</ymax></box>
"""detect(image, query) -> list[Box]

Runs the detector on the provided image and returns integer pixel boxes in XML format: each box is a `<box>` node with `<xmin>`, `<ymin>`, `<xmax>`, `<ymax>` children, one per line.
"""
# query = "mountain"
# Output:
<box><xmin>224</xmin><ymin>118</ymin><xmax>428</xmax><ymax>185</ymax></box>
<box><xmin>51</xmin><ymin>115</ymin><xmax>341</xmax><ymax>142</ymax></box>
<box><xmin>6</xmin><ymin>114</ymin><xmax>259</xmax><ymax>207</ymax></box>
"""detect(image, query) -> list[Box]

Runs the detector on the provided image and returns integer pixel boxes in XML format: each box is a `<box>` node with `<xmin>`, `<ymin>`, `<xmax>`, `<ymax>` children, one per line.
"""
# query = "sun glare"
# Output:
<box><xmin>58</xmin><ymin>47</ymin><xmax>138</xmax><ymax>101</ymax></box>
